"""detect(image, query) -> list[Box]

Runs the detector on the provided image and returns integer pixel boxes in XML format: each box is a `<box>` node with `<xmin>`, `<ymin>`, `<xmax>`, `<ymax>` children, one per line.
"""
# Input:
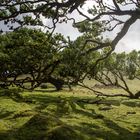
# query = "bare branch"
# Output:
<box><xmin>112</xmin><ymin>0</ymin><xmax>121</xmax><ymax>11</ymax></box>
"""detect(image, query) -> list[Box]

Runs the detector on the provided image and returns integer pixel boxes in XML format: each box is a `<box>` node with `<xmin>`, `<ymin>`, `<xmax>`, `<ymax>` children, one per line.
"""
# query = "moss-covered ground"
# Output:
<box><xmin>0</xmin><ymin>85</ymin><xmax>140</xmax><ymax>140</ymax></box>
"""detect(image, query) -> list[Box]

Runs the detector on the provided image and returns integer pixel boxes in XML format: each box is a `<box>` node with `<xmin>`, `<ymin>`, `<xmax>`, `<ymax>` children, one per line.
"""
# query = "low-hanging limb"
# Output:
<box><xmin>78</xmin><ymin>82</ymin><xmax>129</xmax><ymax>98</ymax></box>
<box><xmin>79</xmin><ymin>13</ymin><xmax>139</xmax><ymax>82</ymax></box>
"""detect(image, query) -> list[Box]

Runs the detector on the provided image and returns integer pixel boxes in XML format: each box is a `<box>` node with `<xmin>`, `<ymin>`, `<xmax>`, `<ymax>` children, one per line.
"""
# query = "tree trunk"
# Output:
<box><xmin>48</xmin><ymin>76</ymin><xmax>64</xmax><ymax>91</ymax></box>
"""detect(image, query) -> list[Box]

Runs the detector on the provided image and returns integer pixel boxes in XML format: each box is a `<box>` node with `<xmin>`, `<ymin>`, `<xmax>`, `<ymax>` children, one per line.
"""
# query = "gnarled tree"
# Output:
<box><xmin>0</xmin><ymin>28</ymin><xmax>68</xmax><ymax>90</ymax></box>
<box><xmin>0</xmin><ymin>0</ymin><xmax>139</xmax><ymax>51</ymax></box>
<box><xmin>85</xmin><ymin>51</ymin><xmax>140</xmax><ymax>99</ymax></box>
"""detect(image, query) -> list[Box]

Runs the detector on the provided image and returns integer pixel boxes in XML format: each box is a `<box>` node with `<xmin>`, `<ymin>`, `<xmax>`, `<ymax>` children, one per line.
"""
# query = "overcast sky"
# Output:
<box><xmin>115</xmin><ymin>20</ymin><xmax>140</xmax><ymax>52</ymax></box>
<box><xmin>0</xmin><ymin>1</ymin><xmax>139</xmax><ymax>53</ymax></box>
<box><xmin>54</xmin><ymin>1</ymin><xmax>140</xmax><ymax>53</ymax></box>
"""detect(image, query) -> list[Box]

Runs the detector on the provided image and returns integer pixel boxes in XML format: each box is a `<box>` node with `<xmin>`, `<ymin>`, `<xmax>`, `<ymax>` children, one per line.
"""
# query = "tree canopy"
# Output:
<box><xmin>0</xmin><ymin>28</ymin><xmax>67</xmax><ymax>89</ymax></box>
<box><xmin>0</xmin><ymin>0</ymin><xmax>140</xmax><ymax>94</ymax></box>
<box><xmin>86</xmin><ymin>50</ymin><xmax>140</xmax><ymax>98</ymax></box>
<box><xmin>0</xmin><ymin>0</ymin><xmax>140</xmax><ymax>53</ymax></box>
<box><xmin>0</xmin><ymin>27</ymin><xmax>101</xmax><ymax>90</ymax></box>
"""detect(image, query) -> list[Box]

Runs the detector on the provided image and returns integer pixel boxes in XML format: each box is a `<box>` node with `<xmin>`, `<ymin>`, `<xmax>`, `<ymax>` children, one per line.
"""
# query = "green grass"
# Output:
<box><xmin>83</xmin><ymin>78</ymin><xmax>140</xmax><ymax>95</ymax></box>
<box><xmin>0</xmin><ymin>85</ymin><xmax>140</xmax><ymax>140</ymax></box>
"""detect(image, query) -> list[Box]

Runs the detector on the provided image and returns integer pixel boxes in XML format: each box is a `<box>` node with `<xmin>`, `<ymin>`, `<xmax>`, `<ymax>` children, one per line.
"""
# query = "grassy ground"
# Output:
<box><xmin>0</xmin><ymin>81</ymin><xmax>140</xmax><ymax>140</ymax></box>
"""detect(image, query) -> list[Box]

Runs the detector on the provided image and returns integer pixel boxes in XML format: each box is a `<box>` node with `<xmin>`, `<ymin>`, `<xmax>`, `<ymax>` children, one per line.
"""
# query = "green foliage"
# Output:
<box><xmin>59</xmin><ymin>35</ymin><xmax>101</xmax><ymax>83</ymax></box>
<box><xmin>90</xmin><ymin>50</ymin><xmax>140</xmax><ymax>98</ymax></box>
<box><xmin>74</xmin><ymin>20</ymin><xmax>105</xmax><ymax>36</ymax></box>
<box><xmin>94</xmin><ymin>51</ymin><xmax>140</xmax><ymax>80</ymax></box>
<box><xmin>0</xmin><ymin>27</ymin><xmax>101</xmax><ymax>89</ymax></box>
<box><xmin>0</xmin><ymin>28</ymin><xmax>66</xmax><ymax>89</ymax></box>
<box><xmin>126</xmin><ymin>50</ymin><xmax>140</xmax><ymax>80</ymax></box>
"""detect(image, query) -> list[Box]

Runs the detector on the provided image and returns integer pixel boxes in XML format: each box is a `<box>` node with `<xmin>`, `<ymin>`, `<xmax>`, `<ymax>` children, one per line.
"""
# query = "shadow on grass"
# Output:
<box><xmin>34</xmin><ymin>89</ymin><xmax>58</xmax><ymax>93</ymax></box>
<box><xmin>0</xmin><ymin>111</ymin><xmax>14</xmax><ymax>119</ymax></box>
<box><xmin>0</xmin><ymin>112</ymin><xmax>137</xmax><ymax>140</ymax></box>
<box><xmin>24</xmin><ymin>94</ymin><xmax>99</xmax><ymax>118</ymax></box>
<box><xmin>25</xmin><ymin>94</ymin><xmax>139</xmax><ymax>140</ymax></box>
<box><xmin>0</xmin><ymin>113</ymin><xmax>85</xmax><ymax>140</ymax></box>
<box><xmin>70</xmin><ymin>117</ymin><xmax>137</xmax><ymax>140</ymax></box>
<box><xmin>0</xmin><ymin>92</ymin><xmax>139</xmax><ymax>140</ymax></box>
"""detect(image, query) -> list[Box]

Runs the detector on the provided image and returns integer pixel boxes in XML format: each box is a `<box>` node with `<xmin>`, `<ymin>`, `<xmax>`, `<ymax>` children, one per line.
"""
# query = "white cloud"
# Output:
<box><xmin>54</xmin><ymin>1</ymin><xmax>140</xmax><ymax>53</ymax></box>
<box><xmin>55</xmin><ymin>15</ymin><xmax>140</xmax><ymax>52</ymax></box>
<box><xmin>55</xmin><ymin>20</ymin><xmax>82</xmax><ymax>40</ymax></box>
<box><xmin>115</xmin><ymin>20</ymin><xmax>140</xmax><ymax>53</ymax></box>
